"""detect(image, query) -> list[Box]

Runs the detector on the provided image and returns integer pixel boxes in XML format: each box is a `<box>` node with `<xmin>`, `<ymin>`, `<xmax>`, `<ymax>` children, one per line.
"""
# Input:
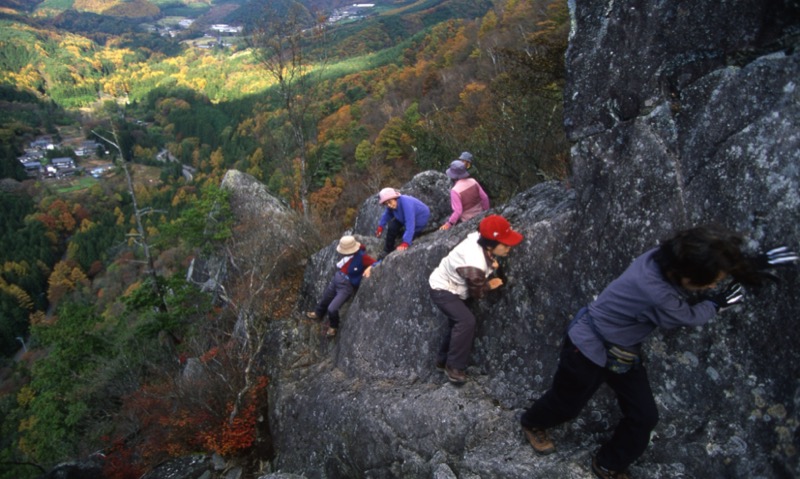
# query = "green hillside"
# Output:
<box><xmin>0</xmin><ymin>0</ymin><xmax>570</xmax><ymax>476</ymax></box>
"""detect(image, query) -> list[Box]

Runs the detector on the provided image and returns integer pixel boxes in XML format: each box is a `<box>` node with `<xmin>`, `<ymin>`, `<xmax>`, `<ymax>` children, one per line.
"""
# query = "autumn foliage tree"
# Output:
<box><xmin>394</xmin><ymin>1</ymin><xmax>568</xmax><ymax>200</ymax></box>
<box><xmin>34</xmin><ymin>198</ymin><xmax>78</xmax><ymax>243</ymax></box>
<box><xmin>46</xmin><ymin>260</ymin><xmax>89</xmax><ymax>306</ymax></box>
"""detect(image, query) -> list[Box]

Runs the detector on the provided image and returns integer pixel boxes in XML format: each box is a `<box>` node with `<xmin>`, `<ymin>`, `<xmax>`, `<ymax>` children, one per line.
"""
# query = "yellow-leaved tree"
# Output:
<box><xmin>47</xmin><ymin>260</ymin><xmax>89</xmax><ymax>306</ymax></box>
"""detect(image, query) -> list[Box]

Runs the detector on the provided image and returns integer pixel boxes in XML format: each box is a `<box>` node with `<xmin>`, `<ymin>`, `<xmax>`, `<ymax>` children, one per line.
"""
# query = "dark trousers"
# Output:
<box><xmin>430</xmin><ymin>288</ymin><xmax>476</xmax><ymax>370</ymax></box>
<box><xmin>314</xmin><ymin>271</ymin><xmax>355</xmax><ymax>329</ymax></box>
<box><xmin>383</xmin><ymin>217</ymin><xmax>405</xmax><ymax>254</ymax></box>
<box><xmin>383</xmin><ymin>218</ymin><xmax>425</xmax><ymax>254</ymax></box>
<box><xmin>520</xmin><ymin>336</ymin><xmax>659</xmax><ymax>472</ymax></box>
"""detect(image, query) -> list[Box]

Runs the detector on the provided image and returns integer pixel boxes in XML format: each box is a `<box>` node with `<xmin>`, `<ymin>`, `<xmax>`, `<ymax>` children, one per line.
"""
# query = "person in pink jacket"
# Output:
<box><xmin>440</xmin><ymin>160</ymin><xmax>490</xmax><ymax>231</ymax></box>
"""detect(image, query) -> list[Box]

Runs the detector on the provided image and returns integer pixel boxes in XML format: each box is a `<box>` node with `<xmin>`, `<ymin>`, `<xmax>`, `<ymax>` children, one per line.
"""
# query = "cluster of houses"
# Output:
<box><xmin>210</xmin><ymin>24</ymin><xmax>243</xmax><ymax>34</ymax></box>
<box><xmin>138</xmin><ymin>2</ymin><xmax>376</xmax><ymax>51</ymax></box>
<box><xmin>141</xmin><ymin>19</ymin><xmax>194</xmax><ymax>38</ymax></box>
<box><xmin>143</xmin><ymin>18</ymin><xmax>243</xmax><ymax>50</ymax></box>
<box><xmin>17</xmin><ymin>137</ymin><xmax>107</xmax><ymax>179</ymax></box>
<box><xmin>328</xmin><ymin>4</ymin><xmax>375</xmax><ymax>24</ymax></box>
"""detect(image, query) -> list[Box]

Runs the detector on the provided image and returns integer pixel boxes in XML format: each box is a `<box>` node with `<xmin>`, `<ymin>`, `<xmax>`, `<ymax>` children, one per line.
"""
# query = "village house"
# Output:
<box><xmin>29</xmin><ymin>138</ymin><xmax>55</xmax><ymax>150</ymax></box>
<box><xmin>75</xmin><ymin>140</ymin><xmax>101</xmax><ymax>157</ymax></box>
<box><xmin>50</xmin><ymin>157</ymin><xmax>75</xmax><ymax>169</ymax></box>
<box><xmin>210</xmin><ymin>24</ymin><xmax>242</xmax><ymax>34</ymax></box>
<box><xmin>22</xmin><ymin>161</ymin><xmax>42</xmax><ymax>177</ymax></box>
<box><xmin>328</xmin><ymin>4</ymin><xmax>375</xmax><ymax>24</ymax></box>
<box><xmin>17</xmin><ymin>150</ymin><xmax>44</xmax><ymax>163</ymax></box>
<box><xmin>46</xmin><ymin>157</ymin><xmax>79</xmax><ymax>177</ymax></box>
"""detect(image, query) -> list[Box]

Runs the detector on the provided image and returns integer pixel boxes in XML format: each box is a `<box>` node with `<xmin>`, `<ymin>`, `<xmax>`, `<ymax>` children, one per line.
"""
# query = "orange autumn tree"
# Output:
<box><xmin>309</xmin><ymin>177</ymin><xmax>344</xmax><ymax>233</ymax></box>
<box><xmin>200</xmin><ymin>375</ymin><xmax>269</xmax><ymax>456</ymax></box>
<box><xmin>115</xmin><ymin>356</ymin><xmax>267</xmax><ymax>467</ymax></box>
<box><xmin>47</xmin><ymin>260</ymin><xmax>89</xmax><ymax>306</ymax></box>
<box><xmin>34</xmin><ymin>198</ymin><xmax>77</xmax><ymax>243</ymax></box>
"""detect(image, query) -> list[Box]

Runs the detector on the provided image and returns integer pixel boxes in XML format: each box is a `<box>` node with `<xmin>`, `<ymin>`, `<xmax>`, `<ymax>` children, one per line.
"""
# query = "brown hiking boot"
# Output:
<box><xmin>591</xmin><ymin>455</ymin><xmax>631</xmax><ymax>479</ymax></box>
<box><xmin>306</xmin><ymin>311</ymin><xmax>318</xmax><ymax>319</ymax></box>
<box><xmin>326</xmin><ymin>327</ymin><xmax>337</xmax><ymax>337</ymax></box>
<box><xmin>522</xmin><ymin>426</ymin><xmax>555</xmax><ymax>455</ymax></box>
<box><xmin>445</xmin><ymin>366</ymin><xmax>466</xmax><ymax>384</ymax></box>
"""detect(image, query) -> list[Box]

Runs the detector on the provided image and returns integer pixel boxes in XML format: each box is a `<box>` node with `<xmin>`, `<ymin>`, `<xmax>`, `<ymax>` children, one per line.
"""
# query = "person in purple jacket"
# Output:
<box><xmin>519</xmin><ymin>225</ymin><xmax>798</xmax><ymax>479</ymax></box>
<box><xmin>375</xmin><ymin>187</ymin><xmax>430</xmax><ymax>258</ymax></box>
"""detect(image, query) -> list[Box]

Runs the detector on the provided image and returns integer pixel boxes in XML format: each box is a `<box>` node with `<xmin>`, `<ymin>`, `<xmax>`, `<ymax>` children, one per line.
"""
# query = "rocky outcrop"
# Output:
<box><xmin>266</xmin><ymin>179</ymin><xmax>581</xmax><ymax>479</ymax></box>
<box><xmin>260</xmin><ymin>2</ymin><xmax>800</xmax><ymax>479</ymax></box>
<box><xmin>37</xmin><ymin>456</ymin><xmax>104</xmax><ymax>479</ymax></box>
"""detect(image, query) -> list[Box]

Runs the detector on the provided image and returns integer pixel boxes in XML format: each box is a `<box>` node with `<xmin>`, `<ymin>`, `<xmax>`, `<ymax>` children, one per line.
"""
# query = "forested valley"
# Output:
<box><xmin>0</xmin><ymin>0</ymin><xmax>570</xmax><ymax>476</ymax></box>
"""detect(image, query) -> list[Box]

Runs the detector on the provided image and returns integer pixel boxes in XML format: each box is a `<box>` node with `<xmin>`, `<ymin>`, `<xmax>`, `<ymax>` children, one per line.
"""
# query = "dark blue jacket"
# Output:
<box><xmin>569</xmin><ymin>248</ymin><xmax>717</xmax><ymax>366</ymax></box>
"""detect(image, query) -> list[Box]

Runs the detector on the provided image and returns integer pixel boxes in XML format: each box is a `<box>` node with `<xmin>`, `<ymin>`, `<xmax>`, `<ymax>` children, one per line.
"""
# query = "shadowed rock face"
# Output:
<box><xmin>258</xmin><ymin>1</ymin><xmax>800</xmax><ymax>478</ymax></box>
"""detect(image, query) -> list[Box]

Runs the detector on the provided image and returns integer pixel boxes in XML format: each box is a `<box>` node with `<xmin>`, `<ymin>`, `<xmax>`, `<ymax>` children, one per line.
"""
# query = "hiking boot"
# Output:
<box><xmin>326</xmin><ymin>327</ymin><xmax>337</xmax><ymax>337</ymax></box>
<box><xmin>445</xmin><ymin>366</ymin><xmax>466</xmax><ymax>384</ymax></box>
<box><xmin>306</xmin><ymin>311</ymin><xmax>318</xmax><ymax>320</ymax></box>
<box><xmin>522</xmin><ymin>426</ymin><xmax>555</xmax><ymax>455</ymax></box>
<box><xmin>435</xmin><ymin>361</ymin><xmax>446</xmax><ymax>372</ymax></box>
<box><xmin>591</xmin><ymin>455</ymin><xmax>631</xmax><ymax>479</ymax></box>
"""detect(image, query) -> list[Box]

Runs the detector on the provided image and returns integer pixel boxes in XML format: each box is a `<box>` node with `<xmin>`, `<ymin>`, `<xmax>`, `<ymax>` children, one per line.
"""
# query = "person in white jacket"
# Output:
<box><xmin>429</xmin><ymin>215</ymin><xmax>524</xmax><ymax>384</ymax></box>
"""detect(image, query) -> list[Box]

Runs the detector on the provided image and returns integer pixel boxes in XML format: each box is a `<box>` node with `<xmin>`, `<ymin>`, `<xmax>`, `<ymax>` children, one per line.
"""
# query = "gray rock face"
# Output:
<box><xmin>262</xmin><ymin>1</ymin><xmax>800</xmax><ymax>478</ymax></box>
<box><xmin>221</xmin><ymin>169</ymin><xmax>290</xmax><ymax>216</ymax></box>
<box><xmin>220</xmin><ymin>169</ymin><xmax>319</xmax><ymax>258</ymax></box>
<box><xmin>563</xmin><ymin>0</ymin><xmax>799</xmax><ymax>141</ymax></box>
<box><xmin>139</xmin><ymin>456</ymin><xmax>212</xmax><ymax>479</ymax></box>
<box><xmin>38</xmin><ymin>457</ymin><xmax>105</xmax><ymax>479</ymax></box>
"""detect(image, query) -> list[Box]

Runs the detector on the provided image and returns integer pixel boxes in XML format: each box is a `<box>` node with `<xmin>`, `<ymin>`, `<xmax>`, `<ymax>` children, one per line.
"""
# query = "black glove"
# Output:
<box><xmin>754</xmin><ymin>246</ymin><xmax>799</xmax><ymax>270</ymax></box>
<box><xmin>709</xmin><ymin>282</ymin><xmax>744</xmax><ymax>312</ymax></box>
<box><xmin>493</xmin><ymin>258</ymin><xmax>508</xmax><ymax>286</ymax></box>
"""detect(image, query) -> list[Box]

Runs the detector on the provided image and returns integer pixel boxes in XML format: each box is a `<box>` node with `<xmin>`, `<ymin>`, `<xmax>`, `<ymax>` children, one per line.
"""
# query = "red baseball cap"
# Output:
<box><xmin>479</xmin><ymin>215</ymin><xmax>523</xmax><ymax>246</ymax></box>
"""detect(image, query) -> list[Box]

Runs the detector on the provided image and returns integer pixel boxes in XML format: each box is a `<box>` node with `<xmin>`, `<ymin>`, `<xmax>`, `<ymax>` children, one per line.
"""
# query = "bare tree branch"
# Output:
<box><xmin>93</xmin><ymin>127</ymin><xmax>168</xmax><ymax>313</ymax></box>
<box><xmin>247</xmin><ymin>1</ymin><xmax>328</xmax><ymax>220</ymax></box>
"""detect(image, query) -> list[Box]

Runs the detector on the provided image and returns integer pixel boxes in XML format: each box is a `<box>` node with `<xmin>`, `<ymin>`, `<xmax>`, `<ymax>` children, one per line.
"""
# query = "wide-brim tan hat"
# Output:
<box><xmin>336</xmin><ymin>235</ymin><xmax>361</xmax><ymax>255</ymax></box>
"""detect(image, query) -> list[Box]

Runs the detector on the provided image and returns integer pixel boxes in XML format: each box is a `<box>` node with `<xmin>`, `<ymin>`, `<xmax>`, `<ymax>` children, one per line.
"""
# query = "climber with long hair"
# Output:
<box><xmin>518</xmin><ymin>224</ymin><xmax>797</xmax><ymax>479</ymax></box>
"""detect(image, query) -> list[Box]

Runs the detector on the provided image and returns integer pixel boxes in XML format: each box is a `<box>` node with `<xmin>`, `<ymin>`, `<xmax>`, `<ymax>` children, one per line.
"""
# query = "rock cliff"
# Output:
<box><xmin>258</xmin><ymin>1</ymin><xmax>800</xmax><ymax>478</ymax></box>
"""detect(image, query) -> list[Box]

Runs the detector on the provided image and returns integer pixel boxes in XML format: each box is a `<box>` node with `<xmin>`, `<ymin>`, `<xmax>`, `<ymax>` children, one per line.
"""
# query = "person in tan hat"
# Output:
<box><xmin>306</xmin><ymin>235</ymin><xmax>377</xmax><ymax>337</ymax></box>
<box><xmin>440</xmin><ymin>160</ymin><xmax>490</xmax><ymax>230</ymax></box>
<box><xmin>429</xmin><ymin>215</ymin><xmax>524</xmax><ymax>384</ymax></box>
